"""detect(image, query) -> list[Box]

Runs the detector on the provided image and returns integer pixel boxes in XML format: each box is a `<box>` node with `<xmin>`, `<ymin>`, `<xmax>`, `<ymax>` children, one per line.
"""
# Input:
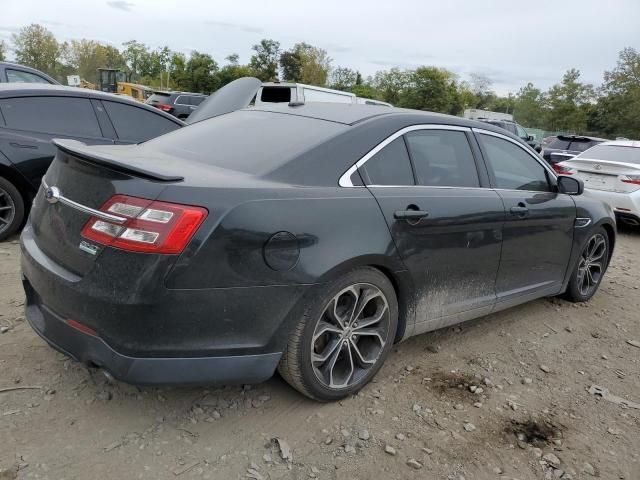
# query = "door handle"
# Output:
<box><xmin>509</xmin><ymin>204</ymin><xmax>529</xmax><ymax>217</ymax></box>
<box><xmin>394</xmin><ymin>209</ymin><xmax>429</xmax><ymax>220</ymax></box>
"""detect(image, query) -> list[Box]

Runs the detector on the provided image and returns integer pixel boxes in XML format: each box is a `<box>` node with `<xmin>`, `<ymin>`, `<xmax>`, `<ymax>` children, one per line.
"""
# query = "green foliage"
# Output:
<box><xmin>11</xmin><ymin>24</ymin><xmax>62</xmax><ymax>79</ymax></box>
<box><xmin>250</xmin><ymin>39</ymin><xmax>280</xmax><ymax>81</ymax></box>
<box><xmin>5</xmin><ymin>23</ymin><xmax>638</xmax><ymax>138</ymax></box>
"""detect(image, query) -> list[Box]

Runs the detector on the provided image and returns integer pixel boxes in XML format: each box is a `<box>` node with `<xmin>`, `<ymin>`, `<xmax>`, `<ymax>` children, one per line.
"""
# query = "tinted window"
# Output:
<box><xmin>0</xmin><ymin>96</ymin><xmax>101</xmax><ymax>137</ymax></box>
<box><xmin>516</xmin><ymin>125</ymin><xmax>528</xmax><ymax>138</ymax></box>
<box><xmin>190</xmin><ymin>96</ymin><xmax>205</xmax><ymax>106</ymax></box>
<box><xmin>6</xmin><ymin>69</ymin><xmax>52</xmax><ymax>84</ymax></box>
<box><xmin>140</xmin><ymin>110</ymin><xmax>346</xmax><ymax>175</ymax></box>
<box><xmin>570</xmin><ymin>140</ymin><xmax>598</xmax><ymax>152</ymax></box>
<box><xmin>102</xmin><ymin>101</ymin><xmax>179</xmax><ymax>142</ymax></box>
<box><xmin>548</xmin><ymin>138</ymin><xmax>571</xmax><ymax>149</ymax></box>
<box><xmin>479</xmin><ymin>134</ymin><xmax>550</xmax><ymax>192</ymax></box>
<box><xmin>175</xmin><ymin>95</ymin><xmax>191</xmax><ymax>105</ymax></box>
<box><xmin>146</xmin><ymin>93</ymin><xmax>171</xmax><ymax>104</ymax></box>
<box><xmin>361</xmin><ymin>137</ymin><xmax>414</xmax><ymax>186</ymax></box>
<box><xmin>405</xmin><ymin>130</ymin><xmax>479</xmax><ymax>188</ymax></box>
<box><xmin>260</xmin><ymin>87</ymin><xmax>291</xmax><ymax>103</ymax></box>
<box><xmin>577</xmin><ymin>145</ymin><xmax>640</xmax><ymax>164</ymax></box>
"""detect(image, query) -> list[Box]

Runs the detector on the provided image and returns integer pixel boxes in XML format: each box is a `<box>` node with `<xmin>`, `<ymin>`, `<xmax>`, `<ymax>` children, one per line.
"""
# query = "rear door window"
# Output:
<box><xmin>0</xmin><ymin>96</ymin><xmax>101</xmax><ymax>137</ymax></box>
<box><xmin>405</xmin><ymin>130</ymin><xmax>480</xmax><ymax>188</ymax></box>
<box><xmin>102</xmin><ymin>101</ymin><xmax>180</xmax><ymax>143</ymax></box>
<box><xmin>6</xmin><ymin>69</ymin><xmax>52</xmax><ymax>84</ymax></box>
<box><xmin>361</xmin><ymin>137</ymin><xmax>414</xmax><ymax>186</ymax></box>
<box><xmin>190</xmin><ymin>96</ymin><xmax>205</xmax><ymax>106</ymax></box>
<box><xmin>479</xmin><ymin>134</ymin><xmax>551</xmax><ymax>192</ymax></box>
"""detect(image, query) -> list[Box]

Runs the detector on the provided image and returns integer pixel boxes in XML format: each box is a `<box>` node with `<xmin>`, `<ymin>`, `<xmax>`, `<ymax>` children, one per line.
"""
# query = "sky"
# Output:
<box><xmin>2</xmin><ymin>0</ymin><xmax>639</xmax><ymax>95</ymax></box>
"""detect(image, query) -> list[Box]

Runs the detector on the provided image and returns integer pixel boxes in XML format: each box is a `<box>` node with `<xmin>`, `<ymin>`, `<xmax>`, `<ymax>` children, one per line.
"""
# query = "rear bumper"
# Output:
<box><xmin>20</xmin><ymin>225</ymin><xmax>311</xmax><ymax>385</ymax></box>
<box><xmin>25</xmin><ymin>292</ymin><xmax>281</xmax><ymax>385</ymax></box>
<box><xmin>584</xmin><ymin>189</ymin><xmax>640</xmax><ymax>221</ymax></box>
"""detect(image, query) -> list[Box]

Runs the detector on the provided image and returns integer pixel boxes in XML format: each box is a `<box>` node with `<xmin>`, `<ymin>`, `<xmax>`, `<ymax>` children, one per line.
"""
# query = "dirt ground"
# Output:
<box><xmin>1</xmin><ymin>228</ymin><xmax>639</xmax><ymax>480</ymax></box>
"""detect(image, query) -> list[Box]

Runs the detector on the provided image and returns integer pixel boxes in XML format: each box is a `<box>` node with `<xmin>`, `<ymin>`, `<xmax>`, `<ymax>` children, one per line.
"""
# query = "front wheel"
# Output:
<box><xmin>278</xmin><ymin>268</ymin><xmax>398</xmax><ymax>401</ymax></box>
<box><xmin>0</xmin><ymin>177</ymin><xmax>25</xmax><ymax>242</ymax></box>
<box><xmin>564</xmin><ymin>228</ymin><xmax>610</xmax><ymax>302</ymax></box>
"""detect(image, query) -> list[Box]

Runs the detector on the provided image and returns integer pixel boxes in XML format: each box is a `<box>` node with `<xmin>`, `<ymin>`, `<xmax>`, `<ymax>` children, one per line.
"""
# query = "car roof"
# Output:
<box><xmin>248</xmin><ymin>102</ymin><xmax>501</xmax><ymax>130</ymax></box>
<box><xmin>0</xmin><ymin>84</ymin><xmax>185</xmax><ymax>125</ymax></box>
<box><xmin>556</xmin><ymin>134</ymin><xmax>608</xmax><ymax>142</ymax></box>
<box><xmin>600</xmin><ymin>140</ymin><xmax>640</xmax><ymax>148</ymax></box>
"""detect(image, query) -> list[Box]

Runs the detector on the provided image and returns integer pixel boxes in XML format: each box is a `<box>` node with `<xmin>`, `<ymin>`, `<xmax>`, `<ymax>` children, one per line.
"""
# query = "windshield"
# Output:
<box><xmin>577</xmin><ymin>145</ymin><xmax>640</xmax><ymax>164</ymax></box>
<box><xmin>141</xmin><ymin>110</ymin><xmax>347</xmax><ymax>175</ymax></box>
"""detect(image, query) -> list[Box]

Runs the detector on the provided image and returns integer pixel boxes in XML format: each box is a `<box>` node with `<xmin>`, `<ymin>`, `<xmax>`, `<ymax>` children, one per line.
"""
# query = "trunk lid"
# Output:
<box><xmin>563</xmin><ymin>158</ymin><xmax>640</xmax><ymax>193</ymax></box>
<box><xmin>30</xmin><ymin>141</ymin><xmax>171</xmax><ymax>276</ymax></box>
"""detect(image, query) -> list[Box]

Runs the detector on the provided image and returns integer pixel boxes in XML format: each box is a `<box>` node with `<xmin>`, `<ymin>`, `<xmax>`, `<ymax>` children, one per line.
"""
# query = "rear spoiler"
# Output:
<box><xmin>52</xmin><ymin>139</ymin><xmax>184</xmax><ymax>182</ymax></box>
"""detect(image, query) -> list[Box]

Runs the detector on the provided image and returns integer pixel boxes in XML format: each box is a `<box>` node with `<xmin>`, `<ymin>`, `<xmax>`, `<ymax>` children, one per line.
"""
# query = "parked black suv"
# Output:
<box><xmin>478</xmin><ymin>119</ymin><xmax>541</xmax><ymax>152</ymax></box>
<box><xmin>0</xmin><ymin>62</ymin><xmax>59</xmax><ymax>85</ymax></box>
<box><xmin>0</xmin><ymin>84</ymin><xmax>184</xmax><ymax>240</ymax></box>
<box><xmin>542</xmin><ymin>135</ymin><xmax>607</xmax><ymax>165</ymax></box>
<box><xmin>146</xmin><ymin>91</ymin><xmax>207</xmax><ymax>119</ymax></box>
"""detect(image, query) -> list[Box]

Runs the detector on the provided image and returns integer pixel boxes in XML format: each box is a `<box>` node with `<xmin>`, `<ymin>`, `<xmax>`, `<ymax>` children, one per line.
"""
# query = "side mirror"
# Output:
<box><xmin>557</xmin><ymin>175</ymin><xmax>584</xmax><ymax>195</ymax></box>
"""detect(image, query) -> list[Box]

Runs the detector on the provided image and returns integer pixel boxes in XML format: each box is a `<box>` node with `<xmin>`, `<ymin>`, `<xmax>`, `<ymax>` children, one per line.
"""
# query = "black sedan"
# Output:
<box><xmin>0</xmin><ymin>84</ymin><xmax>185</xmax><ymax>240</ymax></box>
<box><xmin>21</xmin><ymin>102</ymin><xmax>616</xmax><ymax>401</ymax></box>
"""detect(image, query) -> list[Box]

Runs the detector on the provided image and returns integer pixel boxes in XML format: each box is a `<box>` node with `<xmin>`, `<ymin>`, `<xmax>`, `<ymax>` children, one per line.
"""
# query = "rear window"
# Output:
<box><xmin>577</xmin><ymin>145</ymin><xmax>640</xmax><ymax>164</ymax></box>
<box><xmin>260</xmin><ymin>87</ymin><xmax>291</xmax><ymax>103</ymax></box>
<box><xmin>570</xmin><ymin>140</ymin><xmax>600</xmax><ymax>152</ymax></box>
<box><xmin>147</xmin><ymin>93</ymin><xmax>172</xmax><ymax>104</ymax></box>
<box><xmin>141</xmin><ymin>110</ymin><xmax>346</xmax><ymax>175</ymax></box>
<box><xmin>548</xmin><ymin>138</ymin><xmax>571</xmax><ymax>149</ymax></box>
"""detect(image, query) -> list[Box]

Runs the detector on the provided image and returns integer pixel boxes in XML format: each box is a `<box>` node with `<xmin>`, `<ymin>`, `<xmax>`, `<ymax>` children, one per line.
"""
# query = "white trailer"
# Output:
<box><xmin>463</xmin><ymin>108</ymin><xmax>513</xmax><ymax>122</ymax></box>
<box><xmin>256</xmin><ymin>82</ymin><xmax>391</xmax><ymax>107</ymax></box>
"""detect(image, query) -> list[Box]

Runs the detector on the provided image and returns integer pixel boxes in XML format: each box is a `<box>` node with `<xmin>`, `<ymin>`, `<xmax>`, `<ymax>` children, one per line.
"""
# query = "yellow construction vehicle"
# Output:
<box><xmin>117</xmin><ymin>82</ymin><xmax>153</xmax><ymax>102</ymax></box>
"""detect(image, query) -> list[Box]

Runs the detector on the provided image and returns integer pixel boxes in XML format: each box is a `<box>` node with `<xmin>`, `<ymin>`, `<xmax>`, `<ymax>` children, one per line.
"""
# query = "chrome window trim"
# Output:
<box><xmin>472</xmin><ymin>128</ymin><xmax>558</xmax><ymax>180</ymax></box>
<box><xmin>41</xmin><ymin>178</ymin><xmax>127</xmax><ymax>224</ymax></box>
<box><xmin>338</xmin><ymin>124</ymin><xmax>472</xmax><ymax>187</ymax></box>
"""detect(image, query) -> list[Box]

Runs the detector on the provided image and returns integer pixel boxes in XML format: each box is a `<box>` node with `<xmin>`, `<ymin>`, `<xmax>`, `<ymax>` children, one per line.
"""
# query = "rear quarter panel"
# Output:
<box><xmin>164</xmin><ymin>186</ymin><xmax>407</xmax><ymax>289</ymax></box>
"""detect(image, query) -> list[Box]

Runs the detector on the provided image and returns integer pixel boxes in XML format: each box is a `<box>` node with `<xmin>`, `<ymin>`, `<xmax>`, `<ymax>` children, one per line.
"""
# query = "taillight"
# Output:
<box><xmin>553</xmin><ymin>163</ymin><xmax>576</xmax><ymax>175</ymax></box>
<box><xmin>156</xmin><ymin>103</ymin><xmax>173</xmax><ymax>112</ymax></box>
<box><xmin>620</xmin><ymin>175</ymin><xmax>640</xmax><ymax>185</ymax></box>
<box><xmin>81</xmin><ymin>195</ymin><xmax>207</xmax><ymax>254</ymax></box>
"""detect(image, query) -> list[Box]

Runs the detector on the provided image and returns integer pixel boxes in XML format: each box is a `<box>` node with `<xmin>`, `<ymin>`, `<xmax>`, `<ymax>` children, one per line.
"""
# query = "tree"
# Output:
<box><xmin>279</xmin><ymin>50</ymin><xmax>302</xmax><ymax>82</ymax></box>
<box><xmin>545</xmin><ymin>69</ymin><xmax>594</xmax><ymax>132</ymax></box>
<box><xmin>400</xmin><ymin>66</ymin><xmax>462</xmax><ymax>114</ymax></box>
<box><xmin>250</xmin><ymin>39</ymin><xmax>280</xmax><ymax>81</ymax></box>
<box><xmin>121</xmin><ymin>40</ymin><xmax>150</xmax><ymax>80</ymax></box>
<box><xmin>289</xmin><ymin>42</ymin><xmax>331</xmax><ymax>86</ymax></box>
<box><xmin>0</xmin><ymin>40</ymin><xmax>6</xmax><ymax>61</ymax></box>
<box><xmin>371</xmin><ymin>68</ymin><xmax>411</xmax><ymax>105</ymax></box>
<box><xmin>329</xmin><ymin>66</ymin><xmax>358</xmax><ymax>91</ymax></box>
<box><xmin>513</xmin><ymin>83</ymin><xmax>544</xmax><ymax>127</ymax></box>
<box><xmin>218</xmin><ymin>54</ymin><xmax>254</xmax><ymax>87</ymax></box>
<box><xmin>63</xmin><ymin>39</ymin><xmax>125</xmax><ymax>82</ymax></box>
<box><xmin>11</xmin><ymin>24</ymin><xmax>61</xmax><ymax>78</ymax></box>
<box><xmin>594</xmin><ymin>47</ymin><xmax>640</xmax><ymax>138</ymax></box>
<box><xmin>181</xmin><ymin>51</ymin><xmax>219</xmax><ymax>93</ymax></box>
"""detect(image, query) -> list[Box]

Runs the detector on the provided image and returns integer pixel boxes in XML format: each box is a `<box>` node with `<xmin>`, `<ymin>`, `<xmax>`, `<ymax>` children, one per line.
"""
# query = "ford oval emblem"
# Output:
<box><xmin>44</xmin><ymin>186</ymin><xmax>60</xmax><ymax>204</ymax></box>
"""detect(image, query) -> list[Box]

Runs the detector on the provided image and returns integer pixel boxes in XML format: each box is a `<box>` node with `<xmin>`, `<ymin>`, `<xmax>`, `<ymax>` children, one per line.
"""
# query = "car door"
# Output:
<box><xmin>0</xmin><ymin>95</ymin><xmax>112</xmax><ymax>188</ymax></box>
<box><xmin>475</xmin><ymin>129</ymin><xmax>576</xmax><ymax>306</ymax></box>
<box><xmin>100</xmin><ymin>100</ymin><xmax>181</xmax><ymax>144</ymax></box>
<box><xmin>357</xmin><ymin>125</ymin><xmax>505</xmax><ymax>332</ymax></box>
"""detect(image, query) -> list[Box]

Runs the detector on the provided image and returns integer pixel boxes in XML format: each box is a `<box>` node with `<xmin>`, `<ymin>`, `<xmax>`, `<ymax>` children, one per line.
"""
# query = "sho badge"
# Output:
<box><xmin>79</xmin><ymin>240</ymin><xmax>99</xmax><ymax>256</ymax></box>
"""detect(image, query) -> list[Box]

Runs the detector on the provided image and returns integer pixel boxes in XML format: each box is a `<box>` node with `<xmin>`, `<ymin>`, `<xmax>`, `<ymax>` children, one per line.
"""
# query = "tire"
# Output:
<box><xmin>564</xmin><ymin>227</ymin><xmax>610</xmax><ymax>302</ymax></box>
<box><xmin>0</xmin><ymin>177</ymin><xmax>25</xmax><ymax>242</ymax></box>
<box><xmin>278</xmin><ymin>267</ymin><xmax>398</xmax><ymax>401</ymax></box>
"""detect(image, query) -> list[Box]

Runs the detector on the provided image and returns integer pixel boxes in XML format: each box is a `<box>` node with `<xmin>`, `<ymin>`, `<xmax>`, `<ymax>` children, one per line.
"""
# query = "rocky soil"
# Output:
<box><xmin>1</xmin><ymin>228</ymin><xmax>639</xmax><ymax>480</ymax></box>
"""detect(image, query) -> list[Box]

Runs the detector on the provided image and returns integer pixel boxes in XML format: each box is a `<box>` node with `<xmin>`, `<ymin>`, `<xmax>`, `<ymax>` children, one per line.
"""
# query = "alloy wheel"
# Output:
<box><xmin>310</xmin><ymin>283</ymin><xmax>390</xmax><ymax>390</ymax></box>
<box><xmin>576</xmin><ymin>233</ymin><xmax>607</xmax><ymax>297</ymax></box>
<box><xmin>0</xmin><ymin>186</ymin><xmax>16</xmax><ymax>235</ymax></box>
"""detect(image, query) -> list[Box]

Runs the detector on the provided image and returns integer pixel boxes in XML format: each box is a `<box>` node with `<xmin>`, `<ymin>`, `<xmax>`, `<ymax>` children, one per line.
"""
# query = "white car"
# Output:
<box><xmin>555</xmin><ymin>140</ymin><xmax>640</xmax><ymax>227</ymax></box>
